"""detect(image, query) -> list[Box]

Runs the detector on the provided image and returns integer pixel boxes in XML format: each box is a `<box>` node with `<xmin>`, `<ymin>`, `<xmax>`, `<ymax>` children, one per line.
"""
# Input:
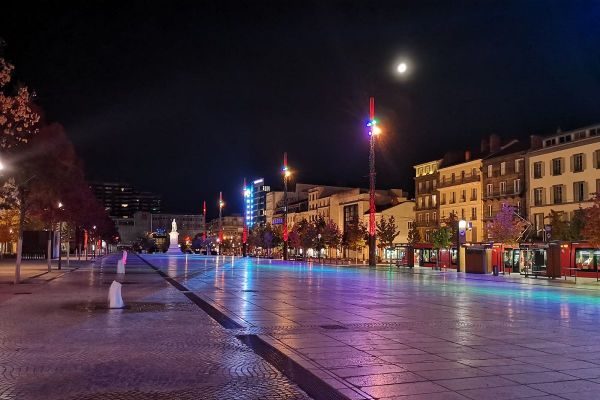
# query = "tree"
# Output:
<box><xmin>547</xmin><ymin>210</ymin><xmax>571</xmax><ymax>241</ymax></box>
<box><xmin>407</xmin><ymin>224</ymin><xmax>421</xmax><ymax>246</ymax></box>
<box><xmin>444</xmin><ymin>212</ymin><xmax>459</xmax><ymax>245</ymax></box>
<box><xmin>569</xmin><ymin>207</ymin><xmax>586</xmax><ymax>241</ymax></box>
<box><xmin>377</xmin><ymin>215</ymin><xmax>400</xmax><ymax>261</ymax></box>
<box><xmin>583</xmin><ymin>194</ymin><xmax>600</xmax><ymax>248</ymax></box>
<box><xmin>320</xmin><ymin>218</ymin><xmax>342</xmax><ymax>258</ymax></box>
<box><xmin>343</xmin><ymin>220</ymin><xmax>367</xmax><ymax>263</ymax></box>
<box><xmin>431</xmin><ymin>226</ymin><xmax>453</xmax><ymax>270</ymax></box>
<box><xmin>486</xmin><ymin>203</ymin><xmax>527</xmax><ymax>244</ymax></box>
<box><xmin>0</xmin><ymin>51</ymin><xmax>40</xmax><ymax>282</ymax></box>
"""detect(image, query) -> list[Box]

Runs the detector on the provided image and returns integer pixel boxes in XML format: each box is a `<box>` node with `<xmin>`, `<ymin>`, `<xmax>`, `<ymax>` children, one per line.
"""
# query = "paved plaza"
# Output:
<box><xmin>143</xmin><ymin>254</ymin><xmax>600</xmax><ymax>400</ymax></box>
<box><xmin>3</xmin><ymin>254</ymin><xmax>600</xmax><ymax>399</ymax></box>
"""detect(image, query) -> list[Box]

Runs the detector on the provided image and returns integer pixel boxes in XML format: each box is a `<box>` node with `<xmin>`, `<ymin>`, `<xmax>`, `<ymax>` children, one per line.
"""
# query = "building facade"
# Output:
<box><xmin>413</xmin><ymin>160</ymin><xmax>441</xmax><ymax>242</ymax></box>
<box><xmin>248</xmin><ymin>178</ymin><xmax>270</xmax><ymax>227</ymax></box>
<box><xmin>482</xmin><ymin>138</ymin><xmax>527</xmax><ymax>240</ymax></box>
<box><xmin>438</xmin><ymin>155</ymin><xmax>483</xmax><ymax>243</ymax></box>
<box><xmin>90</xmin><ymin>181</ymin><xmax>161</xmax><ymax>218</ymax></box>
<box><xmin>526</xmin><ymin>124</ymin><xmax>600</xmax><ymax>239</ymax></box>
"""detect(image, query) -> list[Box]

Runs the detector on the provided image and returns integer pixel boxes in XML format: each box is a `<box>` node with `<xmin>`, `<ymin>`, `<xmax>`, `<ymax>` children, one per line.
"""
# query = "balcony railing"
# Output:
<box><xmin>438</xmin><ymin>174</ymin><xmax>480</xmax><ymax>188</ymax></box>
<box><xmin>415</xmin><ymin>220</ymin><xmax>439</xmax><ymax>227</ymax></box>
<box><xmin>415</xmin><ymin>204</ymin><xmax>438</xmax><ymax>211</ymax></box>
<box><xmin>483</xmin><ymin>188</ymin><xmax>524</xmax><ymax>199</ymax></box>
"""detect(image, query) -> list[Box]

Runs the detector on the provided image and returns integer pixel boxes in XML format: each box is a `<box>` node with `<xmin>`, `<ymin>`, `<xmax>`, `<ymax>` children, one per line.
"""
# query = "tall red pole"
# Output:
<box><xmin>202</xmin><ymin>200</ymin><xmax>207</xmax><ymax>240</ymax></box>
<box><xmin>283</xmin><ymin>152</ymin><xmax>289</xmax><ymax>260</ymax></box>
<box><xmin>242</xmin><ymin>178</ymin><xmax>248</xmax><ymax>257</ymax></box>
<box><xmin>368</xmin><ymin>97</ymin><xmax>377</xmax><ymax>266</ymax></box>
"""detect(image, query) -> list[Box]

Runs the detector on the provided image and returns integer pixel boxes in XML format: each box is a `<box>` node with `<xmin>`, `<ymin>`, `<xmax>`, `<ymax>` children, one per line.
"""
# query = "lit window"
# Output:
<box><xmin>500</xmin><ymin>162</ymin><xmax>506</xmax><ymax>176</ymax></box>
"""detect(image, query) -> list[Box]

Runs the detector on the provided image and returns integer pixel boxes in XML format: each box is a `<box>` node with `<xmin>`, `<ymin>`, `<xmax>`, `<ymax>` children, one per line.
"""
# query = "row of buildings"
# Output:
<box><xmin>414</xmin><ymin>124</ymin><xmax>600</xmax><ymax>244</ymax></box>
<box><xmin>92</xmin><ymin>122</ymin><xmax>599</xmax><ymax>261</ymax></box>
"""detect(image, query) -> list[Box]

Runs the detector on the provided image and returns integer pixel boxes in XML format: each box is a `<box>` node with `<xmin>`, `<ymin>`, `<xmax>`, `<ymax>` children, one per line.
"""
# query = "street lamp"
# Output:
<box><xmin>282</xmin><ymin>152</ymin><xmax>291</xmax><ymax>260</ymax></box>
<box><xmin>57</xmin><ymin>202</ymin><xmax>64</xmax><ymax>270</ymax></box>
<box><xmin>242</xmin><ymin>180</ymin><xmax>249</xmax><ymax>257</ymax></box>
<box><xmin>367</xmin><ymin>97</ymin><xmax>380</xmax><ymax>267</ymax></box>
<box><xmin>218</xmin><ymin>192</ymin><xmax>224</xmax><ymax>255</ymax></box>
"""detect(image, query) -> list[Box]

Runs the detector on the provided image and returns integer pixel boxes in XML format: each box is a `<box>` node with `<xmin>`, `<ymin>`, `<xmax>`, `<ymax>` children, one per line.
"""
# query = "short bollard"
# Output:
<box><xmin>492</xmin><ymin>265</ymin><xmax>499</xmax><ymax>276</ymax></box>
<box><xmin>108</xmin><ymin>280</ymin><xmax>125</xmax><ymax>309</ymax></box>
<box><xmin>117</xmin><ymin>259</ymin><xmax>125</xmax><ymax>274</ymax></box>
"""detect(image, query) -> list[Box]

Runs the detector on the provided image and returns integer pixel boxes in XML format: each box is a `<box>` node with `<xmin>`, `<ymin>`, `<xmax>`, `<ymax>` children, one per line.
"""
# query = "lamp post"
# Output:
<box><xmin>367</xmin><ymin>97</ymin><xmax>381</xmax><ymax>267</ymax></box>
<box><xmin>218</xmin><ymin>192</ymin><xmax>224</xmax><ymax>255</ymax></box>
<box><xmin>57</xmin><ymin>202</ymin><xmax>64</xmax><ymax>270</ymax></box>
<box><xmin>458</xmin><ymin>219</ymin><xmax>467</xmax><ymax>272</ymax></box>
<box><xmin>242</xmin><ymin>179</ymin><xmax>249</xmax><ymax>257</ymax></box>
<box><xmin>282</xmin><ymin>152</ymin><xmax>291</xmax><ymax>260</ymax></box>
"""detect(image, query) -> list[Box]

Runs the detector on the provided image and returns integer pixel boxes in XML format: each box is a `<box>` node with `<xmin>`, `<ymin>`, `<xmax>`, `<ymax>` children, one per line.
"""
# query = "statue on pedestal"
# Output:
<box><xmin>166</xmin><ymin>218</ymin><xmax>181</xmax><ymax>254</ymax></box>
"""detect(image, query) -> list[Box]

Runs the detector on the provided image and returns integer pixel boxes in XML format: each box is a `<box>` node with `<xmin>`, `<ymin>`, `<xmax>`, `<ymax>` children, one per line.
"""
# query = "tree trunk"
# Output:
<box><xmin>15</xmin><ymin>190</ymin><xmax>26</xmax><ymax>284</ymax></box>
<box><xmin>47</xmin><ymin>226</ymin><xmax>52</xmax><ymax>272</ymax></box>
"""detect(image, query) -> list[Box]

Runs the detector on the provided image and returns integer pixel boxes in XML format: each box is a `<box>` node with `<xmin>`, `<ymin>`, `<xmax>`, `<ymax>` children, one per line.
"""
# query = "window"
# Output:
<box><xmin>515</xmin><ymin>159</ymin><xmax>522</xmax><ymax>173</ymax></box>
<box><xmin>460</xmin><ymin>190</ymin><xmax>466</xmax><ymax>202</ymax></box>
<box><xmin>487</xmin><ymin>204</ymin><xmax>493</xmax><ymax>218</ymax></box>
<box><xmin>534</xmin><ymin>213</ymin><xmax>544</xmax><ymax>233</ymax></box>
<box><xmin>408</xmin><ymin>221</ymin><xmax>414</xmax><ymax>229</ymax></box>
<box><xmin>461</xmin><ymin>208</ymin><xmax>465</xmax><ymax>219</ymax></box>
<box><xmin>425</xmin><ymin>181</ymin><xmax>430</xmax><ymax>191</ymax></box>
<box><xmin>514</xmin><ymin>179</ymin><xmax>521</xmax><ymax>194</ymax></box>
<box><xmin>432</xmin><ymin>195</ymin><xmax>437</xmax><ymax>206</ymax></box>
<box><xmin>553</xmin><ymin>185</ymin><xmax>563</xmax><ymax>204</ymax></box>
<box><xmin>533</xmin><ymin>162</ymin><xmax>543</xmax><ymax>178</ymax></box>
<box><xmin>472</xmin><ymin>168</ymin><xmax>477</xmax><ymax>177</ymax></box>
<box><xmin>425</xmin><ymin>213</ymin><xmax>430</xmax><ymax>223</ymax></box>
<box><xmin>486</xmin><ymin>184</ymin><xmax>493</xmax><ymax>197</ymax></box>
<box><xmin>500</xmin><ymin>181</ymin><xmax>506</xmax><ymax>195</ymax></box>
<box><xmin>432</xmin><ymin>211</ymin><xmax>437</xmax><ymax>222</ymax></box>
<box><xmin>432</xmin><ymin>180</ymin><xmax>437</xmax><ymax>189</ymax></box>
<box><xmin>471</xmin><ymin>207</ymin><xmax>477</xmax><ymax>220</ymax></box>
<box><xmin>500</xmin><ymin>162</ymin><xmax>506</xmax><ymax>175</ymax></box>
<box><xmin>597</xmin><ymin>179</ymin><xmax>600</xmax><ymax>195</ymax></box>
<box><xmin>343</xmin><ymin>204</ymin><xmax>358</xmax><ymax>230</ymax></box>
<box><xmin>487</xmin><ymin>165</ymin><xmax>493</xmax><ymax>178</ymax></box>
<box><xmin>575</xmin><ymin>249</ymin><xmax>600</xmax><ymax>271</ymax></box>
<box><xmin>425</xmin><ymin>197</ymin><xmax>430</xmax><ymax>207</ymax></box>
<box><xmin>516</xmin><ymin>201</ymin><xmax>521</xmax><ymax>214</ymax></box>
<box><xmin>552</xmin><ymin>158</ymin><xmax>562</xmax><ymax>176</ymax></box>
<box><xmin>573</xmin><ymin>153</ymin><xmax>584</xmax><ymax>172</ymax></box>
<box><xmin>451</xmin><ymin>173</ymin><xmax>455</xmax><ymax>183</ymax></box>
<box><xmin>441</xmin><ymin>193</ymin><xmax>446</xmax><ymax>204</ymax></box>
<box><xmin>534</xmin><ymin>188</ymin><xmax>544</xmax><ymax>206</ymax></box>
<box><xmin>596</xmin><ymin>150</ymin><xmax>600</xmax><ymax>169</ymax></box>
<box><xmin>574</xmin><ymin>181</ymin><xmax>586</xmax><ymax>202</ymax></box>
<box><xmin>451</xmin><ymin>192</ymin><xmax>456</xmax><ymax>203</ymax></box>
<box><xmin>471</xmin><ymin>188</ymin><xmax>477</xmax><ymax>200</ymax></box>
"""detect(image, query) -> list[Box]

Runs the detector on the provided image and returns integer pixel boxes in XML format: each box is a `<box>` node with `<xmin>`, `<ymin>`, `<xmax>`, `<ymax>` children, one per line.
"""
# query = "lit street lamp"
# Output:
<box><xmin>367</xmin><ymin>97</ymin><xmax>380</xmax><ymax>267</ymax></box>
<box><xmin>218</xmin><ymin>192</ymin><xmax>224</xmax><ymax>254</ymax></box>
<box><xmin>57</xmin><ymin>202</ymin><xmax>64</xmax><ymax>270</ymax></box>
<box><xmin>282</xmin><ymin>152</ymin><xmax>291</xmax><ymax>261</ymax></box>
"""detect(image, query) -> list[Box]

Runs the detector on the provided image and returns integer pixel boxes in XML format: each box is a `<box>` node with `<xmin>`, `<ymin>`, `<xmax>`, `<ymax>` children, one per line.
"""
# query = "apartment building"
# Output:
<box><xmin>413</xmin><ymin>160</ymin><xmax>441</xmax><ymax>242</ymax></box>
<box><xmin>482</xmin><ymin>137</ymin><xmax>527</xmax><ymax>240</ymax></box>
<box><xmin>527</xmin><ymin>124</ymin><xmax>600</xmax><ymax>238</ymax></box>
<box><xmin>438</xmin><ymin>152</ymin><xmax>483</xmax><ymax>243</ymax></box>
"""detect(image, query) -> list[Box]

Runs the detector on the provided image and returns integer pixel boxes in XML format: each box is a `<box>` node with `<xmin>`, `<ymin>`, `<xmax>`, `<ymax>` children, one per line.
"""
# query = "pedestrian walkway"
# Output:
<box><xmin>0</xmin><ymin>254</ymin><xmax>311</xmax><ymax>399</ymax></box>
<box><xmin>141</xmin><ymin>254</ymin><xmax>600</xmax><ymax>400</ymax></box>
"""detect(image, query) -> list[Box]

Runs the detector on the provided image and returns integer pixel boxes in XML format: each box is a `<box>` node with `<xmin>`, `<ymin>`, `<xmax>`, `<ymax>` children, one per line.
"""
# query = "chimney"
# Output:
<box><xmin>465</xmin><ymin>150</ymin><xmax>471</xmax><ymax>161</ymax></box>
<box><xmin>480</xmin><ymin>138</ymin><xmax>489</xmax><ymax>154</ymax></box>
<box><xmin>530</xmin><ymin>134</ymin><xmax>542</xmax><ymax>150</ymax></box>
<box><xmin>489</xmin><ymin>134</ymin><xmax>501</xmax><ymax>153</ymax></box>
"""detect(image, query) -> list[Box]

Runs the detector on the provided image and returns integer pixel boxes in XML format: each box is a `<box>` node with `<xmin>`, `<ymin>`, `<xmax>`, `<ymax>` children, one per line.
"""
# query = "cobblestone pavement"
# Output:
<box><xmin>143</xmin><ymin>254</ymin><xmax>600</xmax><ymax>400</ymax></box>
<box><xmin>0</xmin><ymin>254</ymin><xmax>311</xmax><ymax>399</ymax></box>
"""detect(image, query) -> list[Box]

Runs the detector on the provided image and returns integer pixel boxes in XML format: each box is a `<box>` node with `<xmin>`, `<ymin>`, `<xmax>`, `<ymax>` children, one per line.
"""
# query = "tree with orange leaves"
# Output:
<box><xmin>583</xmin><ymin>194</ymin><xmax>600</xmax><ymax>248</ymax></box>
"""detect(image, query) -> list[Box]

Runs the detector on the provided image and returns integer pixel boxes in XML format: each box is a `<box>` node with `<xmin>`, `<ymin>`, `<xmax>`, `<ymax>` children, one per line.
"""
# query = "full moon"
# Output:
<box><xmin>397</xmin><ymin>62</ymin><xmax>407</xmax><ymax>74</ymax></box>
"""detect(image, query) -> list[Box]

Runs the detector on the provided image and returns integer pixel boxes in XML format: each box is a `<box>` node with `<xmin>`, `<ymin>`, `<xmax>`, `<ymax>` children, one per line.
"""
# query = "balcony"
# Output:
<box><xmin>415</xmin><ymin>204</ymin><xmax>438</xmax><ymax>211</ymax></box>
<box><xmin>415</xmin><ymin>220</ymin><xmax>439</xmax><ymax>228</ymax></box>
<box><xmin>438</xmin><ymin>174</ymin><xmax>480</xmax><ymax>188</ymax></box>
<box><xmin>483</xmin><ymin>188</ymin><xmax>524</xmax><ymax>200</ymax></box>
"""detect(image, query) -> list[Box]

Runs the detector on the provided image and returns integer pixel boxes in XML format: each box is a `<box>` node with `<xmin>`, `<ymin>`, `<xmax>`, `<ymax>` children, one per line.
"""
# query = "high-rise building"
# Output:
<box><xmin>89</xmin><ymin>181</ymin><xmax>162</xmax><ymax>218</ymax></box>
<box><xmin>247</xmin><ymin>178</ymin><xmax>270</xmax><ymax>227</ymax></box>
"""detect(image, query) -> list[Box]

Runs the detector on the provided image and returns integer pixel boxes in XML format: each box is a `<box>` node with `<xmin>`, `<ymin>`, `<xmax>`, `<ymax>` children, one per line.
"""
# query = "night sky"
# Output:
<box><xmin>1</xmin><ymin>1</ymin><xmax>599</xmax><ymax>217</ymax></box>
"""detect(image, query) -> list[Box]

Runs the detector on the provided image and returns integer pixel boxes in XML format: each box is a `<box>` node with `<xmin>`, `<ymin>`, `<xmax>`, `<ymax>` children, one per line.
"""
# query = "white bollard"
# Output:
<box><xmin>117</xmin><ymin>259</ymin><xmax>125</xmax><ymax>274</ymax></box>
<box><xmin>108</xmin><ymin>280</ymin><xmax>125</xmax><ymax>309</ymax></box>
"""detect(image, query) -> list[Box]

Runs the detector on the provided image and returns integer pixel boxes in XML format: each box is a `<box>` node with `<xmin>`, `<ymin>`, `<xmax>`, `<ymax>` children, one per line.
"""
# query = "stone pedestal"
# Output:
<box><xmin>166</xmin><ymin>231</ymin><xmax>180</xmax><ymax>254</ymax></box>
